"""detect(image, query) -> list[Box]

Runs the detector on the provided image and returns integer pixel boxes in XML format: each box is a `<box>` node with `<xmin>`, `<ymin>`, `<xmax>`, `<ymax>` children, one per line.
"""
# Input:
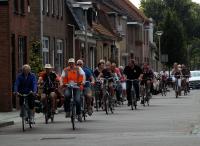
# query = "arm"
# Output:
<box><xmin>32</xmin><ymin>74</ymin><xmax>38</xmax><ymax>93</ymax></box>
<box><xmin>14</xmin><ymin>75</ymin><xmax>20</xmax><ymax>93</ymax></box>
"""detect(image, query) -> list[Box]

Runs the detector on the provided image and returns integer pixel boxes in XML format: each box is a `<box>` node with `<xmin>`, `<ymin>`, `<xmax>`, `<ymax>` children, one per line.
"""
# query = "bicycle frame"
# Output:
<box><xmin>127</xmin><ymin>79</ymin><xmax>138</xmax><ymax>110</ymax></box>
<box><xmin>19</xmin><ymin>93</ymin><xmax>33</xmax><ymax>132</ymax></box>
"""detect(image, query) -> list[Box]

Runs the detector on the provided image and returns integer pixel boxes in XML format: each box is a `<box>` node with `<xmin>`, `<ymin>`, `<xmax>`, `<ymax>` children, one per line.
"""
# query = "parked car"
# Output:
<box><xmin>189</xmin><ymin>71</ymin><xmax>200</xmax><ymax>89</ymax></box>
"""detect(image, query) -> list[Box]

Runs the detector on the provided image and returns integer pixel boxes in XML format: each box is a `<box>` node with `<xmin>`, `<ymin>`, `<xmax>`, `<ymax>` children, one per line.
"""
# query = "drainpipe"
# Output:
<box><xmin>142</xmin><ymin>20</ymin><xmax>145</xmax><ymax>64</ymax></box>
<box><xmin>40</xmin><ymin>0</ymin><xmax>43</xmax><ymax>59</ymax></box>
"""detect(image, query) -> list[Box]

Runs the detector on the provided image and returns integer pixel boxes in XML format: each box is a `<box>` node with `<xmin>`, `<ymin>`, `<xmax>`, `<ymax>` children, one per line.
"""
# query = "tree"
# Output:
<box><xmin>29</xmin><ymin>41</ymin><xmax>43</xmax><ymax>75</ymax></box>
<box><xmin>161</xmin><ymin>11</ymin><xmax>187</xmax><ymax>66</ymax></box>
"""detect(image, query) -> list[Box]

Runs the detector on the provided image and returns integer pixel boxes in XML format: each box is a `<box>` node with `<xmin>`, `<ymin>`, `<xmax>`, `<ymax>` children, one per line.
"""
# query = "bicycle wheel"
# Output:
<box><xmin>104</xmin><ymin>94</ymin><xmax>109</xmax><ymax>114</ymax></box>
<box><xmin>21</xmin><ymin>107</ymin><xmax>25</xmax><ymax>132</ymax></box>
<box><xmin>95</xmin><ymin>91</ymin><xmax>100</xmax><ymax>111</ymax></box>
<box><xmin>71</xmin><ymin>104</ymin><xmax>76</xmax><ymax>130</ymax></box>
<box><xmin>109</xmin><ymin>96</ymin><xmax>114</xmax><ymax>114</ymax></box>
<box><xmin>22</xmin><ymin>116</ymin><xmax>25</xmax><ymax>132</ymax></box>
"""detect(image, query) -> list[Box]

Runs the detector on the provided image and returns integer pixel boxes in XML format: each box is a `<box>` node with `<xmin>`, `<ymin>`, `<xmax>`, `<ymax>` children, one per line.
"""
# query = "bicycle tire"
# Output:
<box><xmin>22</xmin><ymin>116</ymin><xmax>25</xmax><ymax>132</ymax></box>
<box><xmin>109</xmin><ymin>96</ymin><xmax>114</xmax><ymax>114</ymax></box>
<box><xmin>104</xmin><ymin>94</ymin><xmax>109</xmax><ymax>114</ymax></box>
<box><xmin>45</xmin><ymin>112</ymin><xmax>48</xmax><ymax>124</ymax></box>
<box><xmin>71</xmin><ymin>104</ymin><xmax>76</xmax><ymax>130</ymax></box>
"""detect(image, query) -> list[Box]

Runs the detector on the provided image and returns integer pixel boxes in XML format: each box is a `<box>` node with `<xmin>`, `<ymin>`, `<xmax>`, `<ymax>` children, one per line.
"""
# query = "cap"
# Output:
<box><xmin>68</xmin><ymin>58</ymin><xmax>75</xmax><ymax>63</ymax></box>
<box><xmin>44</xmin><ymin>64</ymin><xmax>53</xmax><ymax>69</ymax></box>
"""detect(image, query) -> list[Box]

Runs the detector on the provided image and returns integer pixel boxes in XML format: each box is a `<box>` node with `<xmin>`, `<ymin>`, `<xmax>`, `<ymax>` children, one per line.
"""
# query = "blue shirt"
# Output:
<box><xmin>14</xmin><ymin>73</ymin><xmax>37</xmax><ymax>94</ymax></box>
<box><xmin>83</xmin><ymin>67</ymin><xmax>93</xmax><ymax>87</ymax></box>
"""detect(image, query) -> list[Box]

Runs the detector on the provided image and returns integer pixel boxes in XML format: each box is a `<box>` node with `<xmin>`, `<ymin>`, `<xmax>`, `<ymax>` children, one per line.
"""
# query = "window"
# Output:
<box><xmin>60</xmin><ymin>0</ymin><xmax>63</xmax><ymax>18</ymax></box>
<box><xmin>14</xmin><ymin>0</ymin><xmax>18</xmax><ymax>13</ymax></box>
<box><xmin>56</xmin><ymin>39</ymin><xmax>64</xmax><ymax>73</ymax></box>
<box><xmin>42</xmin><ymin>37</ymin><xmax>50</xmax><ymax>65</ymax></box>
<box><xmin>18</xmin><ymin>36</ymin><xmax>27</xmax><ymax>69</ymax></box>
<box><xmin>19</xmin><ymin>0</ymin><xmax>25</xmax><ymax>14</ymax></box>
<box><xmin>51</xmin><ymin>0</ymin><xmax>55</xmax><ymax>16</ymax></box>
<box><xmin>46</xmin><ymin>0</ymin><xmax>49</xmax><ymax>14</ymax></box>
<box><xmin>57</xmin><ymin>0</ymin><xmax>59</xmax><ymax>17</ymax></box>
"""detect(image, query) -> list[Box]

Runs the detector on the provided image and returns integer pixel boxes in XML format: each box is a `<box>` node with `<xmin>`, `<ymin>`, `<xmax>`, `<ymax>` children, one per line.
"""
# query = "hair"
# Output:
<box><xmin>22</xmin><ymin>64</ymin><xmax>31</xmax><ymax>72</ymax></box>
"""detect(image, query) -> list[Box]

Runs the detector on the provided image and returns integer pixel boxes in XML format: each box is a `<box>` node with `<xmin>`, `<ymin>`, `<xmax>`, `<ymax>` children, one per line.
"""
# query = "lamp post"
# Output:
<box><xmin>155</xmin><ymin>31</ymin><xmax>163</xmax><ymax>71</ymax></box>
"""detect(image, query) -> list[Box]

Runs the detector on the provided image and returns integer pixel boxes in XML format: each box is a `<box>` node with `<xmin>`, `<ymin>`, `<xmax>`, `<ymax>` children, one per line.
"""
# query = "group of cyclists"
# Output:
<box><xmin>13</xmin><ymin>58</ymin><xmax>191</xmax><ymax>130</ymax></box>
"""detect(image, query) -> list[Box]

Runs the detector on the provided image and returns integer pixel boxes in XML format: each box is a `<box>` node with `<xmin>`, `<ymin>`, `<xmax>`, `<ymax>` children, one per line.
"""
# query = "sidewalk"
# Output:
<box><xmin>0</xmin><ymin>108</ymin><xmax>64</xmax><ymax>128</ymax></box>
<box><xmin>0</xmin><ymin>109</ymin><xmax>43</xmax><ymax>128</ymax></box>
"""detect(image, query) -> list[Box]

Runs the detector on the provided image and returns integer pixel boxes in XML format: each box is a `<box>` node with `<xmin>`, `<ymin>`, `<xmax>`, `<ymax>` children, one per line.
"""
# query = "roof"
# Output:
<box><xmin>104</xmin><ymin>0</ymin><xmax>149</xmax><ymax>23</ymax></box>
<box><xmin>65</xmin><ymin>1</ymin><xmax>84</xmax><ymax>30</ymax></box>
<box><xmin>92</xmin><ymin>22</ymin><xmax>116</xmax><ymax>40</ymax></box>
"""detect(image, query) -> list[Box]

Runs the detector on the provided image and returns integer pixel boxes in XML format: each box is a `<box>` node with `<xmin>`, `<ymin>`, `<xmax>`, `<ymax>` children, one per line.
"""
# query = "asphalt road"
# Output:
<box><xmin>1</xmin><ymin>89</ymin><xmax>200</xmax><ymax>146</ymax></box>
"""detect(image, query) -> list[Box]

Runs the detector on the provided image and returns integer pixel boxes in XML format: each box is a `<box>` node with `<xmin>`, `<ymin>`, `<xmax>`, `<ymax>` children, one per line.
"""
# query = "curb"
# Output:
<box><xmin>0</xmin><ymin>121</ymin><xmax>14</xmax><ymax>128</ymax></box>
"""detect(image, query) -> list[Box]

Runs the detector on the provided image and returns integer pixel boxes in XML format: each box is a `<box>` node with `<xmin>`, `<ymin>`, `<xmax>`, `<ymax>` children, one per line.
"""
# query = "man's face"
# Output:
<box><xmin>77</xmin><ymin>62</ymin><xmax>83</xmax><ymax>68</ymax></box>
<box><xmin>45</xmin><ymin>68</ymin><xmax>51</xmax><ymax>73</ymax></box>
<box><xmin>100</xmin><ymin>63</ymin><xmax>105</xmax><ymax>69</ymax></box>
<box><xmin>105</xmin><ymin>63</ymin><xmax>111</xmax><ymax>70</ymax></box>
<box><xmin>128</xmin><ymin>60</ymin><xmax>134</xmax><ymax>67</ymax></box>
<box><xmin>111</xmin><ymin>63</ymin><xmax>116</xmax><ymax>71</ymax></box>
<box><xmin>69</xmin><ymin>62</ymin><xmax>75</xmax><ymax>68</ymax></box>
<box><xmin>23</xmin><ymin>68</ymin><xmax>30</xmax><ymax>76</ymax></box>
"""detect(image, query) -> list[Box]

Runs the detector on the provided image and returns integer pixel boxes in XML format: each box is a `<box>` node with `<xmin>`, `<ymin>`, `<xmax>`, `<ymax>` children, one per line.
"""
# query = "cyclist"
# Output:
<box><xmin>119</xmin><ymin>66</ymin><xmax>126</xmax><ymax>101</ymax></box>
<box><xmin>159</xmin><ymin>67</ymin><xmax>168</xmax><ymax>91</ymax></box>
<box><xmin>140</xmin><ymin>63</ymin><xmax>154</xmax><ymax>104</ymax></box>
<box><xmin>14</xmin><ymin>64</ymin><xmax>37</xmax><ymax>123</ymax></box>
<box><xmin>38</xmin><ymin>64</ymin><xmax>58</xmax><ymax>114</ymax></box>
<box><xmin>77</xmin><ymin>59</ymin><xmax>95</xmax><ymax>116</ymax></box>
<box><xmin>60</xmin><ymin>58</ymin><xmax>84</xmax><ymax>122</ymax></box>
<box><xmin>171</xmin><ymin>62</ymin><xmax>182</xmax><ymax>96</ymax></box>
<box><xmin>124</xmin><ymin>59</ymin><xmax>142</xmax><ymax>106</ymax></box>
<box><xmin>111</xmin><ymin>62</ymin><xmax>122</xmax><ymax>103</ymax></box>
<box><xmin>181</xmin><ymin>64</ymin><xmax>191</xmax><ymax>92</ymax></box>
<box><xmin>94</xmin><ymin>62</ymin><xmax>105</xmax><ymax>78</ymax></box>
<box><xmin>98</xmin><ymin>61</ymin><xmax>115</xmax><ymax>99</ymax></box>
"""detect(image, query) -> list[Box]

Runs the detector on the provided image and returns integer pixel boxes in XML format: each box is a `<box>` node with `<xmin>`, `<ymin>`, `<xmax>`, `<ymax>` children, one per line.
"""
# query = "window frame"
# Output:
<box><xmin>42</xmin><ymin>36</ymin><xmax>50</xmax><ymax>65</ymax></box>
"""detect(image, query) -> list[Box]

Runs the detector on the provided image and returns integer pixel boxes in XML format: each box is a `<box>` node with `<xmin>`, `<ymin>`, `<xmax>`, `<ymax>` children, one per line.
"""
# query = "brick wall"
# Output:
<box><xmin>0</xmin><ymin>3</ymin><xmax>12</xmax><ymax>111</ymax></box>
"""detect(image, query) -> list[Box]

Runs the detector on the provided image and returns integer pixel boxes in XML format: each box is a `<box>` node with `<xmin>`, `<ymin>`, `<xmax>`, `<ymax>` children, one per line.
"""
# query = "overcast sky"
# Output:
<box><xmin>129</xmin><ymin>0</ymin><xmax>200</xmax><ymax>8</ymax></box>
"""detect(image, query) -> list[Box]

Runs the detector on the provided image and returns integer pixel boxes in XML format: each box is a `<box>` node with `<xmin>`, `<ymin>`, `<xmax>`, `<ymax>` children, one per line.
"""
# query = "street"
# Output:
<box><xmin>0</xmin><ymin>89</ymin><xmax>200</xmax><ymax>146</ymax></box>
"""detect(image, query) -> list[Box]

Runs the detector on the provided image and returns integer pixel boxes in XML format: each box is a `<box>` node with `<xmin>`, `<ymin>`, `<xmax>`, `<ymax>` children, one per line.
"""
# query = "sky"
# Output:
<box><xmin>129</xmin><ymin>0</ymin><xmax>200</xmax><ymax>8</ymax></box>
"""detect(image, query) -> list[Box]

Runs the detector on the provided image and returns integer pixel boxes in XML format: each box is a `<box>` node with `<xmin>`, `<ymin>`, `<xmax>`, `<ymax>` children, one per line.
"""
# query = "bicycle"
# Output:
<box><xmin>43</xmin><ymin>92</ymin><xmax>54</xmax><ymax>124</ymax></box>
<box><xmin>18</xmin><ymin>93</ymin><xmax>34</xmax><ymax>132</ymax></box>
<box><xmin>140</xmin><ymin>79</ymin><xmax>152</xmax><ymax>106</ymax></box>
<box><xmin>160</xmin><ymin>80</ymin><xmax>167</xmax><ymax>96</ymax></box>
<box><xmin>82</xmin><ymin>81</ymin><xmax>93</xmax><ymax>121</ymax></box>
<box><xmin>102</xmin><ymin>77</ymin><xmax>114</xmax><ymax>115</ymax></box>
<box><xmin>174</xmin><ymin>75</ymin><xmax>182</xmax><ymax>98</ymax></box>
<box><xmin>65</xmin><ymin>82</ymin><xmax>80</xmax><ymax>130</ymax></box>
<box><xmin>127</xmin><ymin>79</ymin><xmax>138</xmax><ymax>110</ymax></box>
<box><xmin>94</xmin><ymin>80</ymin><xmax>103</xmax><ymax>111</ymax></box>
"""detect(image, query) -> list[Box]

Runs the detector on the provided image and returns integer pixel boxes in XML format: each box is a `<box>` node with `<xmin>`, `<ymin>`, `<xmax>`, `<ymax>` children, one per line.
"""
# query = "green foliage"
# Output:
<box><xmin>140</xmin><ymin>0</ymin><xmax>200</xmax><ymax>67</ymax></box>
<box><xmin>29</xmin><ymin>41</ymin><xmax>43</xmax><ymax>75</ymax></box>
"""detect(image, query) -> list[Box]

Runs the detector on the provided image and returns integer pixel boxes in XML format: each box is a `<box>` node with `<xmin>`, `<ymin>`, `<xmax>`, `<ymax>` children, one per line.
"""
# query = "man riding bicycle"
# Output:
<box><xmin>14</xmin><ymin>64</ymin><xmax>37</xmax><ymax>123</ymax></box>
<box><xmin>98</xmin><ymin>61</ymin><xmax>115</xmax><ymax>98</ymax></box>
<box><xmin>181</xmin><ymin>64</ymin><xmax>191</xmax><ymax>92</ymax></box>
<box><xmin>140</xmin><ymin>63</ymin><xmax>154</xmax><ymax>104</ymax></box>
<box><xmin>38</xmin><ymin>64</ymin><xmax>58</xmax><ymax>114</ymax></box>
<box><xmin>171</xmin><ymin>63</ymin><xmax>183</xmax><ymax>96</ymax></box>
<box><xmin>77</xmin><ymin>59</ymin><xmax>95</xmax><ymax>116</ymax></box>
<box><xmin>124</xmin><ymin>59</ymin><xmax>142</xmax><ymax>106</ymax></box>
<box><xmin>60</xmin><ymin>58</ymin><xmax>84</xmax><ymax>122</ymax></box>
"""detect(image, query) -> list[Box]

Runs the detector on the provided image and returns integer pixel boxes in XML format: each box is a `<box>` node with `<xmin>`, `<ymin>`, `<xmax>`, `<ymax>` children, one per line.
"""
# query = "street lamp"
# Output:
<box><xmin>155</xmin><ymin>30</ymin><xmax>163</xmax><ymax>70</ymax></box>
<box><xmin>73</xmin><ymin>2</ymin><xmax>92</xmax><ymax>65</ymax></box>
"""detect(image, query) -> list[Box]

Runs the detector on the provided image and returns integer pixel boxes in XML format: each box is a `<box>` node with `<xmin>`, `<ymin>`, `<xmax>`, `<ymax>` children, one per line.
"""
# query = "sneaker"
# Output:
<box><xmin>88</xmin><ymin>109</ymin><xmax>93</xmax><ymax>116</ymax></box>
<box><xmin>54</xmin><ymin>109</ymin><xmax>59</xmax><ymax>114</ymax></box>
<box><xmin>77</xmin><ymin>115</ymin><xmax>82</xmax><ymax>122</ymax></box>
<box><xmin>65</xmin><ymin>112</ymin><xmax>70</xmax><ymax>118</ymax></box>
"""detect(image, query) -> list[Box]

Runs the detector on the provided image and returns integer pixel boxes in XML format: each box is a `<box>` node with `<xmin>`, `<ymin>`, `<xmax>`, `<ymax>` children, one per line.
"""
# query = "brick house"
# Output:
<box><xmin>0</xmin><ymin>0</ymin><xmax>30</xmax><ymax>111</ymax></box>
<box><xmin>29</xmin><ymin>0</ymin><xmax>68</xmax><ymax>74</ymax></box>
